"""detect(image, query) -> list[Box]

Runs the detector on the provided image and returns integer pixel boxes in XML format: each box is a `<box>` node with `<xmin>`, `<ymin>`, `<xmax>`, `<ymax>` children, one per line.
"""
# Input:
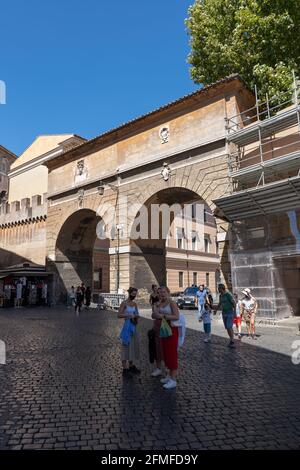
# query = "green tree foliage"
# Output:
<box><xmin>186</xmin><ymin>0</ymin><xmax>300</xmax><ymax>102</ymax></box>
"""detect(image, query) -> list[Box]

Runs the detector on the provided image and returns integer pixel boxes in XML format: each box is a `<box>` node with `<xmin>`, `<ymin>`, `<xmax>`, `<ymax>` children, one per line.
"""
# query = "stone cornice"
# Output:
<box><xmin>44</xmin><ymin>76</ymin><xmax>251</xmax><ymax>171</ymax></box>
<box><xmin>47</xmin><ymin>137</ymin><xmax>226</xmax><ymax>201</ymax></box>
<box><xmin>0</xmin><ymin>214</ymin><xmax>47</xmax><ymax>228</ymax></box>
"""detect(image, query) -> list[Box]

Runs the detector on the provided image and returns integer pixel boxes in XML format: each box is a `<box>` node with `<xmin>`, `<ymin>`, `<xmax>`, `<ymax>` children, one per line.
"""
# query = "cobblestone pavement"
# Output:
<box><xmin>140</xmin><ymin>308</ymin><xmax>300</xmax><ymax>356</ymax></box>
<box><xmin>0</xmin><ymin>307</ymin><xmax>300</xmax><ymax>450</ymax></box>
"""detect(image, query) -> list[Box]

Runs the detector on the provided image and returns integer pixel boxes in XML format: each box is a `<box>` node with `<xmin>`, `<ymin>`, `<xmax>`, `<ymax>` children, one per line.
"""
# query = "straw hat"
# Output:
<box><xmin>242</xmin><ymin>288</ymin><xmax>251</xmax><ymax>296</ymax></box>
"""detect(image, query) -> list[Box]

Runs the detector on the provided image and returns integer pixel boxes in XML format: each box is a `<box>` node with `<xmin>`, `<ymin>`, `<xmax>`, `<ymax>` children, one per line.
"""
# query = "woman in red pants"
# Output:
<box><xmin>153</xmin><ymin>286</ymin><xmax>179</xmax><ymax>390</ymax></box>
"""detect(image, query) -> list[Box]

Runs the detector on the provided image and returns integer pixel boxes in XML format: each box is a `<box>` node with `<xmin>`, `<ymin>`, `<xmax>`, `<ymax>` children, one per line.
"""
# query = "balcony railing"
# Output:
<box><xmin>226</xmin><ymin>79</ymin><xmax>300</xmax><ymax>137</ymax></box>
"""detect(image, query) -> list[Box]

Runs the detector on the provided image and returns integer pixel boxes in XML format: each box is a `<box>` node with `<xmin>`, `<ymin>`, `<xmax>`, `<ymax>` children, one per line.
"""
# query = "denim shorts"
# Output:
<box><xmin>222</xmin><ymin>312</ymin><xmax>234</xmax><ymax>329</ymax></box>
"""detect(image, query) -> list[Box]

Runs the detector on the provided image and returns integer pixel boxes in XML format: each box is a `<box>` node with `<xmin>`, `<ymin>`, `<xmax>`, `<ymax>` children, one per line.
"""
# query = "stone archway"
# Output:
<box><xmin>52</xmin><ymin>208</ymin><xmax>110</xmax><ymax>302</ymax></box>
<box><xmin>128</xmin><ymin>186</ymin><xmax>219</xmax><ymax>293</ymax></box>
<box><xmin>46</xmin><ymin>152</ymin><xmax>230</xmax><ymax>299</ymax></box>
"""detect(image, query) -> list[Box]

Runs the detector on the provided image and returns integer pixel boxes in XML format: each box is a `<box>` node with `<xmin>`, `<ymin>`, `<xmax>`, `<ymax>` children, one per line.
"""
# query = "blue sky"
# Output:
<box><xmin>0</xmin><ymin>0</ymin><xmax>198</xmax><ymax>155</ymax></box>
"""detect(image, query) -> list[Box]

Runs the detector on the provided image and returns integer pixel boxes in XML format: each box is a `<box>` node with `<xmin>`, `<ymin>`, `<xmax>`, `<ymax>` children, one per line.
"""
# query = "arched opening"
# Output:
<box><xmin>129</xmin><ymin>187</ymin><xmax>219</xmax><ymax>296</ymax></box>
<box><xmin>54</xmin><ymin>209</ymin><xmax>110</xmax><ymax>301</ymax></box>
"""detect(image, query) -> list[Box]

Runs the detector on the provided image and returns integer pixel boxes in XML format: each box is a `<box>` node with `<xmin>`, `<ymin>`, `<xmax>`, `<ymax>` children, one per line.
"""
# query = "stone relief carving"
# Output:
<box><xmin>161</xmin><ymin>162</ymin><xmax>171</xmax><ymax>181</ymax></box>
<box><xmin>77</xmin><ymin>189</ymin><xmax>84</xmax><ymax>207</ymax></box>
<box><xmin>159</xmin><ymin>126</ymin><xmax>170</xmax><ymax>144</ymax></box>
<box><xmin>75</xmin><ymin>160</ymin><xmax>88</xmax><ymax>184</ymax></box>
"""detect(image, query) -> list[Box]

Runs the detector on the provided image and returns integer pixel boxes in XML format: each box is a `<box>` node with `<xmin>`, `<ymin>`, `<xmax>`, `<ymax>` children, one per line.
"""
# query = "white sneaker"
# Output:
<box><xmin>151</xmin><ymin>368</ymin><xmax>162</xmax><ymax>377</ymax></box>
<box><xmin>204</xmin><ymin>337</ymin><xmax>210</xmax><ymax>343</ymax></box>
<box><xmin>163</xmin><ymin>379</ymin><xmax>177</xmax><ymax>390</ymax></box>
<box><xmin>160</xmin><ymin>377</ymin><xmax>171</xmax><ymax>384</ymax></box>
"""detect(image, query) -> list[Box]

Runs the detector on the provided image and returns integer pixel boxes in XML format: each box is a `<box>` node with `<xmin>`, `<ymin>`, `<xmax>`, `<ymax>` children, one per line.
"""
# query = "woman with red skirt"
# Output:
<box><xmin>153</xmin><ymin>286</ymin><xmax>179</xmax><ymax>390</ymax></box>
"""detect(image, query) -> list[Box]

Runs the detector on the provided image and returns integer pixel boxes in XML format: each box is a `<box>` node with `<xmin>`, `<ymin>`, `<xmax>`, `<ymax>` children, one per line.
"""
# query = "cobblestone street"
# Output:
<box><xmin>0</xmin><ymin>307</ymin><xmax>300</xmax><ymax>450</ymax></box>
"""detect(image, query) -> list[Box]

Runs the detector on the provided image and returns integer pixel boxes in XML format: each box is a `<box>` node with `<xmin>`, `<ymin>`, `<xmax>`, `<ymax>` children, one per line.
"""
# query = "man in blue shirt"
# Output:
<box><xmin>196</xmin><ymin>284</ymin><xmax>207</xmax><ymax>321</ymax></box>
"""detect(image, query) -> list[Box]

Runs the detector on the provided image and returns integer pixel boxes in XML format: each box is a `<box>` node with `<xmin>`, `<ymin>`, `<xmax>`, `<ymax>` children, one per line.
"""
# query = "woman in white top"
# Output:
<box><xmin>153</xmin><ymin>286</ymin><xmax>179</xmax><ymax>390</ymax></box>
<box><xmin>240</xmin><ymin>288</ymin><xmax>258</xmax><ymax>339</ymax></box>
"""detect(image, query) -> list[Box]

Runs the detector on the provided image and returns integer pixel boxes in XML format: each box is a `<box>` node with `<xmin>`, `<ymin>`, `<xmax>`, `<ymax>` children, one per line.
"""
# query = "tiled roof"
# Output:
<box><xmin>47</xmin><ymin>74</ymin><xmax>249</xmax><ymax>165</ymax></box>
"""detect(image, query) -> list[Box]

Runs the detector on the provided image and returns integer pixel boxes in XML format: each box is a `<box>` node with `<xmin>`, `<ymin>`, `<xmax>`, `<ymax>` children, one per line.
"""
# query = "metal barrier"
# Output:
<box><xmin>92</xmin><ymin>293</ymin><xmax>126</xmax><ymax>310</ymax></box>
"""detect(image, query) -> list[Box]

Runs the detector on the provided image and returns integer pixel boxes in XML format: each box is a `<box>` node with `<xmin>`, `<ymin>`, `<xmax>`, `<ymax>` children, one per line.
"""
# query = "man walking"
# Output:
<box><xmin>215</xmin><ymin>284</ymin><xmax>236</xmax><ymax>348</ymax></box>
<box><xmin>196</xmin><ymin>284</ymin><xmax>207</xmax><ymax>321</ymax></box>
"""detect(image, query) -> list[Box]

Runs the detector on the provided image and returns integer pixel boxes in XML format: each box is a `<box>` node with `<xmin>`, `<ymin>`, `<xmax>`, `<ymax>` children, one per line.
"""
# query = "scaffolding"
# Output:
<box><xmin>215</xmin><ymin>73</ymin><xmax>300</xmax><ymax>319</ymax></box>
<box><xmin>225</xmin><ymin>72</ymin><xmax>300</xmax><ymax>189</ymax></box>
<box><xmin>229</xmin><ymin>212</ymin><xmax>300</xmax><ymax>320</ymax></box>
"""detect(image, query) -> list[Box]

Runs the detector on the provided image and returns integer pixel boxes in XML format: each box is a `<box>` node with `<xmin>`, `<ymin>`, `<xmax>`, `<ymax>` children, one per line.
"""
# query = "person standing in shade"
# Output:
<box><xmin>75</xmin><ymin>286</ymin><xmax>84</xmax><ymax>315</ymax></box>
<box><xmin>85</xmin><ymin>286</ymin><xmax>92</xmax><ymax>309</ymax></box>
<box><xmin>149</xmin><ymin>285</ymin><xmax>159</xmax><ymax>307</ymax></box>
<box><xmin>240</xmin><ymin>288</ymin><xmax>258</xmax><ymax>339</ymax></box>
<box><xmin>41</xmin><ymin>282</ymin><xmax>48</xmax><ymax>307</ymax></box>
<box><xmin>196</xmin><ymin>284</ymin><xmax>207</xmax><ymax>321</ymax></box>
<box><xmin>68</xmin><ymin>286</ymin><xmax>76</xmax><ymax>308</ymax></box>
<box><xmin>153</xmin><ymin>286</ymin><xmax>179</xmax><ymax>390</ymax></box>
<box><xmin>80</xmin><ymin>282</ymin><xmax>86</xmax><ymax>298</ymax></box>
<box><xmin>150</xmin><ymin>286</ymin><xmax>164</xmax><ymax>377</ymax></box>
<box><xmin>215</xmin><ymin>284</ymin><xmax>236</xmax><ymax>348</ymax></box>
<box><xmin>15</xmin><ymin>280</ymin><xmax>23</xmax><ymax>308</ymax></box>
<box><xmin>118</xmin><ymin>287</ymin><xmax>141</xmax><ymax>376</ymax></box>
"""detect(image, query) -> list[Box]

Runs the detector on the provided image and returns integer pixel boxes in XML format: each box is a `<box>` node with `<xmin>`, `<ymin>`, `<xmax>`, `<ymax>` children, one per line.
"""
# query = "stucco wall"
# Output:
<box><xmin>9</xmin><ymin>166</ymin><xmax>48</xmax><ymax>203</ymax></box>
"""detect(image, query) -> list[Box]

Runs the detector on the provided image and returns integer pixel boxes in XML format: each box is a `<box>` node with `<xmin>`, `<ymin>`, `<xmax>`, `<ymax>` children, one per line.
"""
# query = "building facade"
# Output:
<box><xmin>1</xmin><ymin>75</ymin><xmax>262</xmax><ymax>309</ymax></box>
<box><xmin>0</xmin><ymin>135</ymin><xmax>86</xmax><ymax>269</ymax></box>
<box><xmin>165</xmin><ymin>201</ymin><xmax>218</xmax><ymax>292</ymax></box>
<box><xmin>0</xmin><ymin>145</ymin><xmax>17</xmax><ymax>199</ymax></box>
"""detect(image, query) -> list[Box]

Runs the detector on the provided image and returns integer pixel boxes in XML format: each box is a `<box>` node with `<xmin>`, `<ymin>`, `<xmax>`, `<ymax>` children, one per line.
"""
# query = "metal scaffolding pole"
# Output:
<box><xmin>293</xmin><ymin>70</ymin><xmax>300</xmax><ymax>134</ymax></box>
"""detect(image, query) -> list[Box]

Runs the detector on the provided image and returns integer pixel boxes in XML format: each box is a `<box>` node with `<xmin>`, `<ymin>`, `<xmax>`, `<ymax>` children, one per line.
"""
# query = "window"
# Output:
<box><xmin>206</xmin><ymin>273</ymin><xmax>210</xmax><ymax>287</ymax></box>
<box><xmin>191</xmin><ymin>203</ymin><xmax>196</xmax><ymax>219</ymax></box>
<box><xmin>0</xmin><ymin>160</ymin><xmax>7</xmax><ymax>173</ymax></box>
<box><xmin>179</xmin><ymin>272</ymin><xmax>184</xmax><ymax>288</ymax></box>
<box><xmin>191</xmin><ymin>231</ymin><xmax>197</xmax><ymax>251</ymax></box>
<box><xmin>93</xmin><ymin>268</ymin><xmax>103</xmax><ymax>290</ymax></box>
<box><xmin>193</xmin><ymin>272</ymin><xmax>198</xmax><ymax>285</ymax></box>
<box><xmin>204</xmin><ymin>208</ymin><xmax>214</xmax><ymax>225</ymax></box>
<box><xmin>176</xmin><ymin>228</ymin><xmax>185</xmax><ymax>249</ymax></box>
<box><xmin>248</xmin><ymin>227</ymin><xmax>265</xmax><ymax>239</ymax></box>
<box><xmin>204</xmin><ymin>236</ymin><xmax>210</xmax><ymax>253</ymax></box>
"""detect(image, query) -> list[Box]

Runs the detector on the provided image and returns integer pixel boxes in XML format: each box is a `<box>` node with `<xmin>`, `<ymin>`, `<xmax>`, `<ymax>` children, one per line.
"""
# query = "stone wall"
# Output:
<box><xmin>45</xmin><ymin>147</ymin><xmax>231</xmax><ymax>297</ymax></box>
<box><xmin>0</xmin><ymin>194</ymin><xmax>47</xmax><ymax>268</ymax></box>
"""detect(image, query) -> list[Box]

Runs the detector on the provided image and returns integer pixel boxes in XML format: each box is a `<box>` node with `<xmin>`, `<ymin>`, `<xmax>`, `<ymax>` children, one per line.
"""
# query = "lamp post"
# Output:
<box><xmin>98</xmin><ymin>179</ymin><xmax>121</xmax><ymax>293</ymax></box>
<box><xmin>115</xmin><ymin>224</ymin><xmax>124</xmax><ymax>293</ymax></box>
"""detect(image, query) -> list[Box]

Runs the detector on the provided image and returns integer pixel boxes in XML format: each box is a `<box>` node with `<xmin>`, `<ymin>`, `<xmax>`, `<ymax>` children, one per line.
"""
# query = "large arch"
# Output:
<box><xmin>53</xmin><ymin>208</ymin><xmax>110</xmax><ymax>301</ymax></box>
<box><xmin>129</xmin><ymin>186</ymin><xmax>219</xmax><ymax>294</ymax></box>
